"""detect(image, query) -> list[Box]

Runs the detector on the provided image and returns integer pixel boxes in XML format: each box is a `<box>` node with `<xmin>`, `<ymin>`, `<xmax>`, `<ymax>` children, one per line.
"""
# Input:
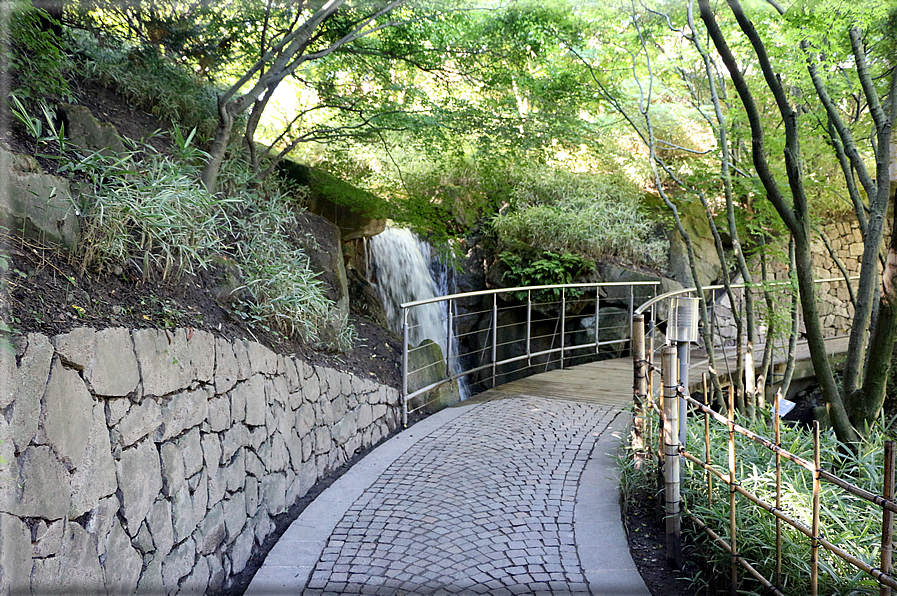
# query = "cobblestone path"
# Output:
<box><xmin>301</xmin><ymin>396</ymin><xmax>621</xmax><ymax>596</ymax></box>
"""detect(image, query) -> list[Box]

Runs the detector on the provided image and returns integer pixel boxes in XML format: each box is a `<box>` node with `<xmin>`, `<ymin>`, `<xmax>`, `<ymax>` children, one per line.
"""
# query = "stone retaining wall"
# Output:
<box><xmin>713</xmin><ymin>221</ymin><xmax>865</xmax><ymax>344</ymax></box>
<box><xmin>0</xmin><ymin>327</ymin><xmax>401</xmax><ymax>595</ymax></box>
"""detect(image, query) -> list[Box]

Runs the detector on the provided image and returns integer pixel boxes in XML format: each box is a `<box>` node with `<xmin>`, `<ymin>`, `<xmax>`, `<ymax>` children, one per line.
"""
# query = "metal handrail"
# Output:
<box><xmin>634</xmin><ymin>275</ymin><xmax>858</xmax><ymax>317</ymax></box>
<box><xmin>400</xmin><ymin>280</ymin><xmax>662</xmax><ymax>426</ymax></box>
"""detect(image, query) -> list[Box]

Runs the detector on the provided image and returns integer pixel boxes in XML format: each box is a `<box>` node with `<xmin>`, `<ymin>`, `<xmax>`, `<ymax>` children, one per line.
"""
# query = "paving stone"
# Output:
<box><xmin>297</xmin><ymin>397</ymin><xmax>617</xmax><ymax>594</ymax></box>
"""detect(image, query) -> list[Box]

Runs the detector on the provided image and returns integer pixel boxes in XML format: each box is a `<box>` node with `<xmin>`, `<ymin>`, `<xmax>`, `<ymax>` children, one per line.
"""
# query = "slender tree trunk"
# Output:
<box><xmin>201</xmin><ymin>97</ymin><xmax>237</xmax><ymax>192</ymax></box>
<box><xmin>780</xmin><ymin>238</ymin><xmax>800</xmax><ymax>398</ymax></box>
<box><xmin>849</xmin><ymin>188</ymin><xmax>897</xmax><ymax>430</ymax></box>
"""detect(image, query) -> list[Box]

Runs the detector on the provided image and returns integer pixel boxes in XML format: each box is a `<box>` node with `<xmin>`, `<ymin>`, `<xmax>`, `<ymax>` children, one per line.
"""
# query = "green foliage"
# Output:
<box><xmin>623</xmin><ymin>409</ymin><xmax>896</xmax><ymax>594</ymax></box>
<box><xmin>74</xmin><ymin>145</ymin><xmax>235</xmax><ymax>280</ymax></box>
<box><xmin>7</xmin><ymin>96</ymin><xmax>66</xmax><ymax>157</ymax></box>
<box><xmin>69</xmin><ymin>30</ymin><xmax>220</xmax><ymax>140</ymax></box>
<box><xmin>276</xmin><ymin>160</ymin><xmax>391</xmax><ymax>220</ymax></box>
<box><xmin>499</xmin><ymin>251</ymin><xmax>595</xmax><ymax>302</ymax></box>
<box><xmin>6</xmin><ymin>2</ymin><xmax>72</xmax><ymax>105</ymax></box>
<box><xmin>491</xmin><ymin>166</ymin><xmax>665</xmax><ymax>268</ymax></box>
<box><xmin>232</xmin><ymin>185</ymin><xmax>354</xmax><ymax>351</ymax></box>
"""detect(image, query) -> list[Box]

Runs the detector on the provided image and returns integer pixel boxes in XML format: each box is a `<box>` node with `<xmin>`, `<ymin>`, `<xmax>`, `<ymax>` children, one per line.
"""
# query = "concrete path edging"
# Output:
<box><xmin>245</xmin><ymin>404</ymin><xmax>479</xmax><ymax>594</ymax></box>
<box><xmin>247</xmin><ymin>399</ymin><xmax>650</xmax><ymax>595</ymax></box>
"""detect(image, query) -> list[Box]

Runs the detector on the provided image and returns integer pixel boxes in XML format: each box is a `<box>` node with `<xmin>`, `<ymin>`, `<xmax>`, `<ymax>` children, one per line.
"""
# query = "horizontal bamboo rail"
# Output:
<box><xmin>668</xmin><ymin>385</ymin><xmax>897</xmax><ymax>592</ymax></box>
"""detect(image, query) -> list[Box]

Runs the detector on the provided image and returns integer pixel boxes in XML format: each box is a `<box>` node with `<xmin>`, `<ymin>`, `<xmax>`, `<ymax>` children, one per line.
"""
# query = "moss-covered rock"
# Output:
<box><xmin>277</xmin><ymin>160</ymin><xmax>389</xmax><ymax>241</ymax></box>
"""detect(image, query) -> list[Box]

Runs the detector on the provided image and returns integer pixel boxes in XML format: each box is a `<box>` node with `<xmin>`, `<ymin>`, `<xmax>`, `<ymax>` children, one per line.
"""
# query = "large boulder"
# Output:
<box><xmin>0</xmin><ymin>149</ymin><xmax>80</xmax><ymax>248</ymax></box>
<box><xmin>58</xmin><ymin>104</ymin><xmax>127</xmax><ymax>155</ymax></box>
<box><xmin>666</xmin><ymin>218</ymin><xmax>724</xmax><ymax>288</ymax></box>
<box><xmin>406</xmin><ymin>339</ymin><xmax>461</xmax><ymax>412</ymax></box>
<box><xmin>346</xmin><ymin>266</ymin><xmax>389</xmax><ymax>328</ymax></box>
<box><xmin>295</xmin><ymin>211</ymin><xmax>349</xmax><ymax>321</ymax></box>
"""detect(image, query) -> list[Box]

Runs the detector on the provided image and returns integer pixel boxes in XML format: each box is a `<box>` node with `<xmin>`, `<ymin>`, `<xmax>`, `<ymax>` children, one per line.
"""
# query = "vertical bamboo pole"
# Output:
<box><xmin>882</xmin><ymin>440</ymin><xmax>895</xmax><ymax>596</ymax></box>
<box><xmin>811</xmin><ymin>420</ymin><xmax>821</xmax><ymax>596</ymax></box>
<box><xmin>703</xmin><ymin>373</ymin><xmax>712</xmax><ymax>506</ymax></box>
<box><xmin>663</xmin><ymin>345</ymin><xmax>683</xmax><ymax>568</ymax></box>
<box><xmin>728</xmin><ymin>385</ymin><xmax>738</xmax><ymax>596</ymax></box>
<box><xmin>633</xmin><ymin>315</ymin><xmax>647</xmax><ymax>455</ymax></box>
<box><xmin>774</xmin><ymin>389</ymin><xmax>783</xmax><ymax>591</ymax></box>
<box><xmin>656</xmin><ymin>363</ymin><xmax>664</xmax><ymax>523</ymax></box>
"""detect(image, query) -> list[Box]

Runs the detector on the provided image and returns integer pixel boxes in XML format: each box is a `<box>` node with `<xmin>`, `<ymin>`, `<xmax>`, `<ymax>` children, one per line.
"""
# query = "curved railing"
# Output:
<box><xmin>635</xmin><ymin>276</ymin><xmax>857</xmax><ymax>383</ymax></box>
<box><xmin>400</xmin><ymin>281</ymin><xmax>661</xmax><ymax>425</ymax></box>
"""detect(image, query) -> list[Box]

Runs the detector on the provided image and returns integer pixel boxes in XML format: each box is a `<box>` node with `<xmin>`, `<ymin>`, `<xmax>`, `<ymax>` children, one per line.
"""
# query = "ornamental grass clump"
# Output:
<box><xmin>76</xmin><ymin>141</ymin><xmax>235</xmax><ymax>279</ymax></box>
<box><xmin>232</xmin><ymin>186</ymin><xmax>354</xmax><ymax>349</ymax></box>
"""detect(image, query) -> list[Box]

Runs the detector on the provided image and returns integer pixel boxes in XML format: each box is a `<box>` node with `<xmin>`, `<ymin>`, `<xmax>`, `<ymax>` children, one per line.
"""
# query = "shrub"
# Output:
<box><xmin>230</xmin><ymin>186</ymin><xmax>333</xmax><ymax>343</ymax></box>
<box><xmin>74</xmin><ymin>143</ymin><xmax>235</xmax><ymax>279</ymax></box>
<box><xmin>69</xmin><ymin>30</ymin><xmax>220</xmax><ymax>141</ymax></box>
<box><xmin>491</xmin><ymin>166</ymin><xmax>665</xmax><ymax>268</ymax></box>
<box><xmin>6</xmin><ymin>1</ymin><xmax>73</xmax><ymax>106</ymax></box>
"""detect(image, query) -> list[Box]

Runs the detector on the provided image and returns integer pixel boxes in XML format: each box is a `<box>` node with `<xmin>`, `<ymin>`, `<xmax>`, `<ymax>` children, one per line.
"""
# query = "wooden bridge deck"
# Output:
<box><xmin>462</xmin><ymin>358</ymin><xmax>635</xmax><ymax>408</ymax></box>
<box><xmin>460</xmin><ymin>335</ymin><xmax>851</xmax><ymax>408</ymax></box>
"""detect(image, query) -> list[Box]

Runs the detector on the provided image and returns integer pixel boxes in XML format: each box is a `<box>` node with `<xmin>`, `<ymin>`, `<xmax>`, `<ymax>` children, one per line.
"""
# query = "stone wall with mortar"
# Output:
<box><xmin>0</xmin><ymin>327</ymin><xmax>401</xmax><ymax>595</ymax></box>
<box><xmin>713</xmin><ymin>221</ymin><xmax>865</xmax><ymax>344</ymax></box>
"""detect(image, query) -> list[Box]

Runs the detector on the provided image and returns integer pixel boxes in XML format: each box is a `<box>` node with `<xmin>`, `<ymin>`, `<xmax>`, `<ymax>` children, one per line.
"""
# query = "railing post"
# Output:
<box><xmin>446</xmin><ymin>299</ymin><xmax>453</xmax><ymax>378</ymax></box>
<box><xmin>662</xmin><ymin>345</ymin><xmax>682</xmax><ymax>568</ymax></box>
<box><xmin>561</xmin><ymin>287</ymin><xmax>566</xmax><ymax>370</ymax></box>
<box><xmin>882</xmin><ymin>440</ymin><xmax>895</xmax><ymax>596</ymax></box>
<box><xmin>526</xmin><ymin>289</ymin><xmax>532</xmax><ymax>368</ymax></box>
<box><xmin>632</xmin><ymin>314</ymin><xmax>646</xmax><ymax>454</ymax></box>
<box><xmin>402</xmin><ymin>307</ymin><xmax>409</xmax><ymax>428</ymax></box>
<box><xmin>492</xmin><ymin>293</ymin><xmax>498</xmax><ymax>388</ymax></box>
<box><xmin>595</xmin><ymin>291</ymin><xmax>601</xmax><ymax>354</ymax></box>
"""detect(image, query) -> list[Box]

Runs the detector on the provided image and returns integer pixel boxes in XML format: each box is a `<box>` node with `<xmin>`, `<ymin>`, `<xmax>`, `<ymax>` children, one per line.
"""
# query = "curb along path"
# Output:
<box><xmin>247</xmin><ymin>394</ymin><xmax>649</xmax><ymax>595</ymax></box>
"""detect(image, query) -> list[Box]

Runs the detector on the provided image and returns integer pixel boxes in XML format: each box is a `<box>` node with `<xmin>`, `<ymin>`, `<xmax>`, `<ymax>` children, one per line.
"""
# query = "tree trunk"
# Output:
<box><xmin>201</xmin><ymin>97</ymin><xmax>237</xmax><ymax>193</ymax></box>
<box><xmin>793</xmin><ymin>226</ymin><xmax>859</xmax><ymax>443</ymax></box>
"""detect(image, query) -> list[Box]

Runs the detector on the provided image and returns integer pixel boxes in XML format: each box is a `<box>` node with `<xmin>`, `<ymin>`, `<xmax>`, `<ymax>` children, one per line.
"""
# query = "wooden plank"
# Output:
<box><xmin>465</xmin><ymin>335</ymin><xmax>851</xmax><ymax>410</ymax></box>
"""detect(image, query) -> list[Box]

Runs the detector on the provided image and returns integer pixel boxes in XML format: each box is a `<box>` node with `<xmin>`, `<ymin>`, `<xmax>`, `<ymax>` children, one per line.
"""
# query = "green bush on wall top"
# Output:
<box><xmin>491</xmin><ymin>166</ymin><xmax>665</xmax><ymax>269</ymax></box>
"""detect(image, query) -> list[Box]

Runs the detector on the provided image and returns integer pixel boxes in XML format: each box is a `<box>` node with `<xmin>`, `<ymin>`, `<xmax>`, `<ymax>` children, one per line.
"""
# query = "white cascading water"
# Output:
<box><xmin>367</xmin><ymin>227</ymin><xmax>468</xmax><ymax>398</ymax></box>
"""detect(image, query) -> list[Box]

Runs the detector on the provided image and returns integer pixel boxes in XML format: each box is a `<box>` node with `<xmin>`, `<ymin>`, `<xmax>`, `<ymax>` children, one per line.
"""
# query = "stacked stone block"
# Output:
<box><xmin>0</xmin><ymin>327</ymin><xmax>400</xmax><ymax>595</ymax></box>
<box><xmin>712</xmin><ymin>222</ymin><xmax>864</xmax><ymax>345</ymax></box>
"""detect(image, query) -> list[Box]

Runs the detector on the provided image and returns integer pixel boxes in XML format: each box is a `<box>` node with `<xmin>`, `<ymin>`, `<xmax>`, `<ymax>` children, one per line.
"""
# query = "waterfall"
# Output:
<box><xmin>367</xmin><ymin>227</ymin><xmax>467</xmax><ymax>398</ymax></box>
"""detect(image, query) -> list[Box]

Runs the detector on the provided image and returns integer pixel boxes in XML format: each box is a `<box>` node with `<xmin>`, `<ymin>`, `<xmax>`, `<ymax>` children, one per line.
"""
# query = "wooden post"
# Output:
<box><xmin>633</xmin><ymin>314</ymin><xmax>647</xmax><ymax>454</ymax></box>
<box><xmin>775</xmin><ymin>389</ymin><xmax>783</xmax><ymax>591</ymax></box>
<box><xmin>811</xmin><ymin>420</ymin><xmax>821</xmax><ymax>596</ymax></box>
<box><xmin>882</xmin><ymin>440</ymin><xmax>895</xmax><ymax>596</ymax></box>
<box><xmin>703</xmin><ymin>373</ymin><xmax>712</xmax><ymax>506</ymax></box>
<box><xmin>728</xmin><ymin>385</ymin><xmax>738</xmax><ymax>595</ymax></box>
<box><xmin>662</xmin><ymin>345</ymin><xmax>682</xmax><ymax>568</ymax></box>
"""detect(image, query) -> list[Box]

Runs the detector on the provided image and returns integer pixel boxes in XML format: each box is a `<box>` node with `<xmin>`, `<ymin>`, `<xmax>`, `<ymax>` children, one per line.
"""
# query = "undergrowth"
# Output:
<box><xmin>11</xmin><ymin>97</ymin><xmax>355</xmax><ymax>351</ymax></box>
<box><xmin>620</xmin><ymin>408</ymin><xmax>894</xmax><ymax>594</ymax></box>
<box><xmin>69</xmin><ymin>29</ymin><xmax>221</xmax><ymax>141</ymax></box>
<box><xmin>491</xmin><ymin>166</ymin><xmax>665</xmax><ymax>269</ymax></box>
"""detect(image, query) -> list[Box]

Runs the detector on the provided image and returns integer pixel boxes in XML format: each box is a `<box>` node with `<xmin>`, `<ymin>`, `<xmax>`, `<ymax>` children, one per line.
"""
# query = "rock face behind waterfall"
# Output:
<box><xmin>367</xmin><ymin>228</ymin><xmax>466</xmax><ymax>410</ymax></box>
